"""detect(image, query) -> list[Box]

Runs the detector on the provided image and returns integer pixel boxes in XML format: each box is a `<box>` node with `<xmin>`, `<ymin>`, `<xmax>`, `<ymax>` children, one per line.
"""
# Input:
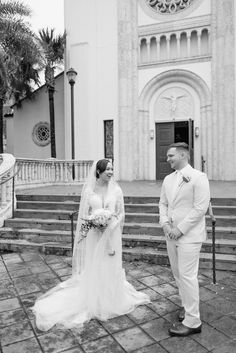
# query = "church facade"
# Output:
<box><xmin>64</xmin><ymin>0</ymin><xmax>236</xmax><ymax>181</ymax></box>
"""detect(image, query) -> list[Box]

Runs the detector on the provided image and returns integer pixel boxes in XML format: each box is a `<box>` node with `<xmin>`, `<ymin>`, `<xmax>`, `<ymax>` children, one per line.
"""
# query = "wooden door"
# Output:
<box><xmin>156</xmin><ymin>123</ymin><xmax>174</xmax><ymax>179</ymax></box>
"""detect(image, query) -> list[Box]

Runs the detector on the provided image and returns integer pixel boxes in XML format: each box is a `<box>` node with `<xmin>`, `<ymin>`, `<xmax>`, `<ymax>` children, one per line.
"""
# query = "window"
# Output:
<box><xmin>104</xmin><ymin>120</ymin><xmax>113</xmax><ymax>159</ymax></box>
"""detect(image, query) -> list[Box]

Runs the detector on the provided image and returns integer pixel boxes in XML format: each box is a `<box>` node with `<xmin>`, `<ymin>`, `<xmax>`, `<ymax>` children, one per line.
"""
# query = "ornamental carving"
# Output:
<box><xmin>146</xmin><ymin>0</ymin><xmax>194</xmax><ymax>14</ymax></box>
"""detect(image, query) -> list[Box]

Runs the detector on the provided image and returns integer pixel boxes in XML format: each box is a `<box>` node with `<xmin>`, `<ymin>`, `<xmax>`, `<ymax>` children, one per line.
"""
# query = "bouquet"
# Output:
<box><xmin>79</xmin><ymin>208</ymin><xmax>116</xmax><ymax>256</ymax></box>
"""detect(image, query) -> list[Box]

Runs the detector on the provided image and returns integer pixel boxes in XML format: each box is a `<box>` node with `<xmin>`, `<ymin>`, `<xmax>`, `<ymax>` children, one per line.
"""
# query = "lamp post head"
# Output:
<box><xmin>66</xmin><ymin>67</ymin><xmax>77</xmax><ymax>85</ymax></box>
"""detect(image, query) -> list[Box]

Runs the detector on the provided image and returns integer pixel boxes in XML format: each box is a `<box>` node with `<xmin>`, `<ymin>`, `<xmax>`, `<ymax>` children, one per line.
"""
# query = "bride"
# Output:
<box><xmin>32</xmin><ymin>159</ymin><xmax>150</xmax><ymax>331</ymax></box>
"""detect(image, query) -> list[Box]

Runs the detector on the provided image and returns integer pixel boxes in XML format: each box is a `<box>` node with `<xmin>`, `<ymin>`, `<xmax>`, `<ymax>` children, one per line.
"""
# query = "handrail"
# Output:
<box><xmin>0</xmin><ymin>166</ymin><xmax>22</xmax><ymax>219</ymax></box>
<box><xmin>208</xmin><ymin>200</ymin><xmax>216</xmax><ymax>284</ymax></box>
<box><xmin>69</xmin><ymin>210</ymin><xmax>79</xmax><ymax>252</ymax></box>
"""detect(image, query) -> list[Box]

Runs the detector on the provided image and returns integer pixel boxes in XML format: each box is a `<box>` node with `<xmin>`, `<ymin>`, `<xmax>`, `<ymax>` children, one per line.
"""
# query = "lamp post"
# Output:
<box><xmin>66</xmin><ymin>68</ymin><xmax>77</xmax><ymax>180</ymax></box>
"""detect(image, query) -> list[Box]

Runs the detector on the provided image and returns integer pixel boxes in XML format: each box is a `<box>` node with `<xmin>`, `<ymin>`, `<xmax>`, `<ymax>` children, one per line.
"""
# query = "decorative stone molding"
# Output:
<box><xmin>32</xmin><ymin>122</ymin><xmax>50</xmax><ymax>147</ymax></box>
<box><xmin>138</xmin><ymin>69</ymin><xmax>211</xmax><ymax>179</ymax></box>
<box><xmin>139</xmin><ymin>0</ymin><xmax>204</xmax><ymax>21</ymax></box>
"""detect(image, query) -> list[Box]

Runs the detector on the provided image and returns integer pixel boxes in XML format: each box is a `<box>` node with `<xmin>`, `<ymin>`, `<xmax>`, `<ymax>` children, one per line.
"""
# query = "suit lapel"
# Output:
<box><xmin>171</xmin><ymin>164</ymin><xmax>193</xmax><ymax>205</ymax></box>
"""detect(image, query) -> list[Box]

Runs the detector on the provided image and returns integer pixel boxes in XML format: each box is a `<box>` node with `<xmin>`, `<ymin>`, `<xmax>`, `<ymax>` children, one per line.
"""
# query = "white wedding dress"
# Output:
<box><xmin>32</xmin><ymin>179</ymin><xmax>150</xmax><ymax>331</ymax></box>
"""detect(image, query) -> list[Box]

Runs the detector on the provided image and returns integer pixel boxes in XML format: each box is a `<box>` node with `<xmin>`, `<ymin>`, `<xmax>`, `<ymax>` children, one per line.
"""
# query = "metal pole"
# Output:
<box><xmin>70</xmin><ymin>82</ymin><xmax>75</xmax><ymax>180</ymax></box>
<box><xmin>70</xmin><ymin>214</ymin><xmax>74</xmax><ymax>252</ymax></box>
<box><xmin>212</xmin><ymin>219</ymin><xmax>216</xmax><ymax>284</ymax></box>
<box><xmin>12</xmin><ymin>175</ymin><xmax>15</xmax><ymax>218</ymax></box>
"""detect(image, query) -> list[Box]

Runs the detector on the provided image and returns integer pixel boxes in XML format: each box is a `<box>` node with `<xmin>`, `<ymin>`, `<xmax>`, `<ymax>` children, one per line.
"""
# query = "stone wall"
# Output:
<box><xmin>211</xmin><ymin>0</ymin><xmax>236</xmax><ymax>180</ymax></box>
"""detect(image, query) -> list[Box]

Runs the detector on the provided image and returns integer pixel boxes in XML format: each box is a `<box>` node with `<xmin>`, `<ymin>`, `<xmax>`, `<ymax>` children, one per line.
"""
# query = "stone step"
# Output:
<box><xmin>122</xmin><ymin>247</ymin><xmax>236</xmax><ymax>271</ymax></box>
<box><xmin>125</xmin><ymin>213</ymin><xmax>236</xmax><ymax>227</ymax></box>
<box><xmin>16</xmin><ymin>201</ymin><xmax>79</xmax><ymax>211</ymax></box>
<box><xmin>0</xmin><ymin>238</ymin><xmax>235</xmax><ymax>271</ymax></box>
<box><xmin>122</xmin><ymin>234</ymin><xmax>236</xmax><ymax>255</ymax></box>
<box><xmin>1</xmin><ymin>229</ymin><xmax>235</xmax><ymax>255</ymax></box>
<box><xmin>16</xmin><ymin>194</ymin><xmax>236</xmax><ymax>206</ymax></box>
<box><xmin>4</xmin><ymin>218</ymin><xmax>236</xmax><ymax>237</ymax></box>
<box><xmin>13</xmin><ymin>207</ymin><xmax>236</xmax><ymax>228</ymax></box>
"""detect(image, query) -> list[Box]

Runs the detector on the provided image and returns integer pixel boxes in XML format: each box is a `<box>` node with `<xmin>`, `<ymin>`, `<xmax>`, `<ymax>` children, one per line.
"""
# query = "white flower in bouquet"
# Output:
<box><xmin>92</xmin><ymin>208</ymin><xmax>113</xmax><ymax>228</ymax></box>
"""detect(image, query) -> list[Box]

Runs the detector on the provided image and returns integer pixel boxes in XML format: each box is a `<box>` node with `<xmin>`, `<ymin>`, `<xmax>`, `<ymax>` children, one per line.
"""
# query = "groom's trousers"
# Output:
<box><xmin>167</xmin><ymin>240</ymin><xmax>202</xmax><ymax>328</ymax></box>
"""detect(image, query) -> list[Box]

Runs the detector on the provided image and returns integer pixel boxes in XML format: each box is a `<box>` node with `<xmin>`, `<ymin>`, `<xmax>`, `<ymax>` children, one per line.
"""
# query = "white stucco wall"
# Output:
<box><xmin>6</xmin><ymin>74</ymin><xmax>65</xmax><ymax>159</ymax></box>
<box><xmin>64</xmin><ymin>0</ymin><xmax>119</xmax><ymax>161</ymax></box>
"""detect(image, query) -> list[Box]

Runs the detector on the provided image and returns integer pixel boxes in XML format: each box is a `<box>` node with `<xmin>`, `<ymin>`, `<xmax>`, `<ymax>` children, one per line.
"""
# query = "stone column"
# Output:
<box><xmin>211</xmin><ymin>0</ymin><xmax>236</xmax><ymax>180</ymax></box>
<box><xmin>117</xmin><ymin>0</ymin><xmax>139</xmax><ymax>180</ymax></box>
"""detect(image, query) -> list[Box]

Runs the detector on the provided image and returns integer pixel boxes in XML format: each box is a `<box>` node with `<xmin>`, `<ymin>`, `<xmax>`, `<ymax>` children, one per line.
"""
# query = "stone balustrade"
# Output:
<box><xmin>0</xmin><ymin>154</ymin><xmax>16</xmax><ymax>226</ymax></box>
<box><xmin>139</xmin><ymin>16</ymin><xmax>211</xmax><ymax>65</ymax></box>
<box><xmin>15</xmin><ymin>158</ymin><xmax>93</xmax><ymax>189</ymax></box>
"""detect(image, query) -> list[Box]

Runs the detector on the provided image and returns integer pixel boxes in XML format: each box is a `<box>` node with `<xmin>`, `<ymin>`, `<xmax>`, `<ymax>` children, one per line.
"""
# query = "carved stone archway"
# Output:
<box><xmin>138</xmin><ymin>69</ymin><xmax>211</xmax><ymax>179</ymax></box>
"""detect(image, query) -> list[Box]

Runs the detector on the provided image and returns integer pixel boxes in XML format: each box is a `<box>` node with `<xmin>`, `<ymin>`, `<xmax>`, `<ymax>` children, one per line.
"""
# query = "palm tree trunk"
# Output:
<box><xmin>0</xmin><ymin>99</ymin><xmax>4</xmax><ymax>153</ymax></box>
<box><xmin>48</xmin><ymin>88</ymin><xmax>56</xmax><ymax>158</ymax></box>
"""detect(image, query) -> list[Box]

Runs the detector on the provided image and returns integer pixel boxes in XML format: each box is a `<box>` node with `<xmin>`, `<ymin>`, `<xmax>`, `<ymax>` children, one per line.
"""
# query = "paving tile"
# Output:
<box><xmin>144</xmin><ymin>265</ymin><xmax>166</xmax><ymax>276</ymax></box>
<box><xmin>2</xmin><ymin>337</ymin><xmax>42</xmax><ymax>353</ymax></box>
<box><xmin>128</xmin><ymin>305</ymin><xmax>158</xmax><ymax>324</ymax></box>
<box><xmin>167</xmin><ymin>294</ymin><xmax>182</xmax><ymax>307</ymax></box>
<box><xmin>141</xmin><ymin>317</ymin><xmax>170</xmax><ymax>342</ymax></box>
<box><xmin>152</xmin><ymin>283</ymin><xmax>178</xmax><ymax>297</ymax></box>
<box><xmin>101</xmin><ymin>315</ymin><xmax>135</xmax><ymax>333</ymax></box>
<box><xmin>113</xmin><ymin>326</ymin><xmax>154</xmax><ymax>352</ymax></box>
<box><xmin>210</xmin><ymin>340</ymin><xmax>236</xmax><ymax>353</ymax></box>
<box><xmin>206</xmin><ymin>296</ymin><xmax>236</xmax><ymax>315</ymax></box>
<box><xmin>48</xmin><ymin>262</ymin><xmax>70</xmax><ymax>271</ymax></box>
<box><xmin>20</xmin><ymin>252</ymin><xmax>43</xmax><ymax>262</ymax></box>
<box><xmin>38</xmin><ymin>330</ymin><xmax>78</xmax><ymax>353</ymax></box>
<box><xmin>211</xmin><ymin>316</ymin><xmax>236</xmax><ymax>338</ymax></box>
<box><xmin>0</xmin><ymin>298</ymin><xmax>20</xmax><ymax>313</ymax></box>
<box><xmin>198</xmin><ymin>274</ymin><xmax>212</xmax><ymax>286</ymax></box>
<box><xmin>9</xmin><ymin>267</ymin><xmax>32</xmax><ymax>279</ymax></box>
<box><xmin>62</xmin><ymin>348</ymin><xmax>83</xmax><ymax>353</ymax></box>
<box><xmin>160</xmin><ymin>336</ymin><xmax>208</xmax><ymax>353</ymax></box>
<box><xmin>82</xmin><ymin>335</ymin><xmax>124</xmax><ymax>353</ymax></box>
<box><xmin>54</xmin><ymin>267</ymin><xmax>72</xmax><ymax>277</ymax></box>
<box><xmin>200</xmin><ymin>287</ymin><xmax>218</xmax><ymax>302</ymax></box>
<box><xmin>200</xmin><ymin>302</ymin><xmax>224</xmax><ymax>323</ymax></box>
<box><xmin>162</xmin><ymin>310</ymin><xmax>180</xmax><ymax>324</ymax></box>
<box><xmin>71</xmin><ymin>320</ymin><xmax>108</xmax><ymax>344</ymax></box>
<box><xmin>138</xmin><ymin>288</ymin><xmax>162</xmax><ymax>301</ymax></box>
<box><xmin>138</xmin><ymin>275</ymin><xmax>165</xmax><ymax>287</ymax></box>
<box><xmin>0</xmin><ymin>321</ymin><xmax>34</xmax><ymax>346</ymax></box>
<box><xmin>127</xmin><ymin>278</ymin><xmax>147</xmax><ymax>290</ymax></box>
<box><xmin>157</xmin><ymin>272</ymin><xmax>175</xmax><ymax>283</ymax></box>
<box><xmin>0</xmin><ymin>272</ymin><xmax>11</xmax><ymax>281</ymax></box>
<box><xmin>13</xmin><ymin>276</ymin><xmax>42</xmax><ymax>296</ymax></box>
<box><xmin>127</xmin><ymin>269</ymin><xmax>152</xmax><ymax>279</ymax></box>
<box><xmin>0</xmin><ymin>308</ymin><xmax>27</xmax><ymax>328</ymax></box>
<box><xmin>148</xmin><ymin>298</ymin><xmax>179</xmax><ymax>316</ymax></box>
<box><xmin>133</xmin><ymin>343</ymin><xmax>167</xmax><ymax>353</ymax></box>
<box><xmin>0</xmin><ymin>285</ymin><xmax>17</xmax><ymax>300</ymax></box>
<box><xmin>2</xmin><ymin>254</ymin><xmax>22</xmax><ymax>265</ymax></box>
<box><xmin>43</xmin><ymin>255</ymin><xmax>64</xmax><ymax>264</ymax></box>
<box><xmin>0</xmin><ymin>262</ymin><xmax>6</xmax><ymax>273</ymax></box>
<box><xmin>218</xmin><ymin>276</ymin><xmax>236</xmax><ymax>289</ymax></box>
<box><xmin>193</xmin><ymin>323</ymin><xmax>229</xmax><ymax>351</ymax></box>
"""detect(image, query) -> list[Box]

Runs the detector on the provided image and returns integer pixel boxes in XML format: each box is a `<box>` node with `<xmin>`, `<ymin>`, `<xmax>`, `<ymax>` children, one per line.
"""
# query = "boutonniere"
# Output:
<box><xmin>178</xmin><ymin>175</ymin><xmax>191</xmax><ymax>187</ymax></box>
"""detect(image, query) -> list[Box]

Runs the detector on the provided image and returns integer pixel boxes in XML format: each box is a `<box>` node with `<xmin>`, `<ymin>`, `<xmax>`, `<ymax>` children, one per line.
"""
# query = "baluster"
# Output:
<box><xmin>197</xmin><ymin>30</ymin><xmax>201</xmax><ymax>56</ymax></box>
<box><xmin>146</xmin><ymin>37</ymin><xmax>151</xmax><ymax>62</ymax></box>
<box><xmin>187</xmin><ymin>32</ymin><xmax>191</xmax><ymax>57</ymax></box>
<box><xmin>176</xmin><ymin>32</ymin><xmax>181</xmax><ymax>58</ymax></box>
<box><xmin>156</xmin><ymin>36</ymin><xmax>160</xmax><ymax>61</ymax></box>
<box><xmin>166</xmin><ymin>34</ymin><xmax>170</xmax><ymax>60</ymax></box>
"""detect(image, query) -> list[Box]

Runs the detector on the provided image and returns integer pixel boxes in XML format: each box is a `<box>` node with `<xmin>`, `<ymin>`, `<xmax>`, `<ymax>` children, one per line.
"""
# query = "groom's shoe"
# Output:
<box><xmin>169</xmin><ymin>322</ymin><xmax>202</xmax><ymax>337</ymax></box>
<box><xmin>178</xmin><ymin>307</ymin><xmax>185</xmax><ymax>322</ymax></box>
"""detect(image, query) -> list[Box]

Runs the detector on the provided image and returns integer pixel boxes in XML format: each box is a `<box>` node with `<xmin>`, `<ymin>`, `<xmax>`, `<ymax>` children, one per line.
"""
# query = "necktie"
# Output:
<box><xmin>172</xmin><ymin>170</ymin><xmax>182</xmax><ymax>202</ymax></box>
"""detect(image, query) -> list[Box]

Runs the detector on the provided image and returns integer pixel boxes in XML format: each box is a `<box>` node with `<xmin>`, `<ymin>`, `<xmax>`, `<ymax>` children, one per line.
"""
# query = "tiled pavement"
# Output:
<box><xmin>0</xmin><ymin>253</ymin><xmax>235</xmax><ymax>353</ymax></box>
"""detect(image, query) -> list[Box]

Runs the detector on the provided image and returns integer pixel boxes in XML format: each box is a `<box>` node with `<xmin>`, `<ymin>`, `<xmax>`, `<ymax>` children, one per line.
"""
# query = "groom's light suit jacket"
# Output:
<box><xmin>159</xmin><ymin>164</ymin><xmax>210</xmax><ymax>243</ymax></box>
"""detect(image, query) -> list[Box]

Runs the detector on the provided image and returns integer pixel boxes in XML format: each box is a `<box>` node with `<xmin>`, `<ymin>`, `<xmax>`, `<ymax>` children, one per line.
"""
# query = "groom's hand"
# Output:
<box><xmin>163</xmin><ymin>223</ymin><xmax>172</xmax><ymax>239</ymax></box>
<box><xmin>170</xmin><ymin>227</ymin><xmax>183</xmax><ymax>240</ymax></box>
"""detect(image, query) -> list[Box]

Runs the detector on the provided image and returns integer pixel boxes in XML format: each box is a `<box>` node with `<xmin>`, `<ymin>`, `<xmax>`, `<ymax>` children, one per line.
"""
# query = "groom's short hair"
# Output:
<box><xmin>168</xmin><ymin>142</ymin><xmax>190</xmax><ymax>159</ymax></box>
<box><xmin>168</xmin><ymin>142</ymin><xmax>189</xmax><ymax>151</ymax></box>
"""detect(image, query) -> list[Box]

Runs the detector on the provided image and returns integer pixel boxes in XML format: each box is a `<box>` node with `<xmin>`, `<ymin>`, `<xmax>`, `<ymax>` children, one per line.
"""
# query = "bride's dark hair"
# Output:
<box><xmin>96</xmin><ymin>159</ymin><xmax>111</xmax><ymax>178</ymax></box>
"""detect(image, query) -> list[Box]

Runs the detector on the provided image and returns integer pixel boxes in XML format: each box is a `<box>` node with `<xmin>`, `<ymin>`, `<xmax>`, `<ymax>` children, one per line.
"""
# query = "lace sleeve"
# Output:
<box><xmin>114</xmin><ymin>186</ymin><xmax>125</xmax><ymax>232</ymax></box>
<box><xmin>72</xmin><ymin>187</ymin><xmax>91</xmax><ymax>275</ymax></box>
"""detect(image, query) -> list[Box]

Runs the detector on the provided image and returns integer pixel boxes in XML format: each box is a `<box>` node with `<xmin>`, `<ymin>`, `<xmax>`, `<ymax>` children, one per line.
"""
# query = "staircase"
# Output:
<box><xmin>0</xmin><ymin>194</ymin><xmax>236</xmax><ymax>271</ymax></box>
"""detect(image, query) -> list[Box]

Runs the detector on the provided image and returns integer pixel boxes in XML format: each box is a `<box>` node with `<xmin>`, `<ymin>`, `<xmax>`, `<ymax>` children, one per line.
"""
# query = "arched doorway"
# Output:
<box><xmin>138</xmin><ymin>69</ymin><xmax>211</xmax><ymax>180</ymax></box>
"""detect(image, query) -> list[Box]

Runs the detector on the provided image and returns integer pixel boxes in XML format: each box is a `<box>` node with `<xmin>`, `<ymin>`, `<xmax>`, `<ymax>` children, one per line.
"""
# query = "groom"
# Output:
<box><xmin>159</xmin><ymin>142</ymin><xmax>210</xmax><ymax>336</ymax></box>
